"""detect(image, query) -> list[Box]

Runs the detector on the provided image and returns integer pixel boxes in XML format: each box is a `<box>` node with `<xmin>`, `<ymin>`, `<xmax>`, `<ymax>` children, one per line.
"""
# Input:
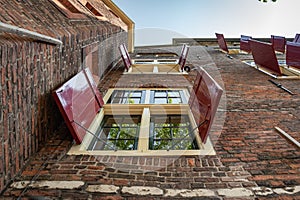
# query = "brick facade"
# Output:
<box><xmin>0</xmin><ymin>0</ymin><xmax>127</xmax><ymax>193</ymax></box>
<box><xmin>1</xmin><ymin>0</ymin><xmax>300</xmax><ymax>199</ymax></box>
<box><xmin>2</xmin><ymin>45</ymin><xmax>300</xmax><ymax>199</ymax></box>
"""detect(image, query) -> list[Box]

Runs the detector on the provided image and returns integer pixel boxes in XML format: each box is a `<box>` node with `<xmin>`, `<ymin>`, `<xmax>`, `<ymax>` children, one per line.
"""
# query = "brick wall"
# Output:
<box><xmin>0</xmin><ymin>0</ymin><xmax>127</xmax><ymax>193</ymax></box>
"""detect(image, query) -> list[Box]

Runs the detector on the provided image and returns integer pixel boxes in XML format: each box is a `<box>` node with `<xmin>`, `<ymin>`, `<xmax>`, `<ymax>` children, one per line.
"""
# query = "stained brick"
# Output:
<box><xmin>79</xmin><ymin>170</ymin><xmax>107</xmax><ymax>176</ymax></box>
<box><xmin>1</xmin><ymin>67</ymin><xmax>5</xmax><ymax>86</ymax></box>
<box><xmin>113</xmin><ymin>179</ymin><xmax>129</xmax><ymax>186</ymax></box>
<box><xmin>108</xmin><ymin>174</ymin><xmax>135</xmax><ymax>180</ymax></box>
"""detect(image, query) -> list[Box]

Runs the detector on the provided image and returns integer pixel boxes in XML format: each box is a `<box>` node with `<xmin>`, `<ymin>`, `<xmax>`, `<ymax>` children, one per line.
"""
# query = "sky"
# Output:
<box><xmin>112</xmin><ymin>0</ymin><xmax>300</xmax><ymax>46</ymax></box>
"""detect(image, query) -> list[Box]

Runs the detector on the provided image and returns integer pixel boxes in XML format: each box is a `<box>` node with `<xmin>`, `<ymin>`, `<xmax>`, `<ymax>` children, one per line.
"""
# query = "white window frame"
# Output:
<box><xmin>67</xmin><ymin>88</ymin><xmax>216</xmax><ymax>156</ymax></box>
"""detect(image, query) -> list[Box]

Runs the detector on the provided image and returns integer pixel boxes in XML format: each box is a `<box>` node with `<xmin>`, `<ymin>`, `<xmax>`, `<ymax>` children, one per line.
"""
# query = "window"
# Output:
<box><xmin>88</xmin><ymin>115</ymin><xmax>141</xmax><ymax>151</ymax></box>
<box><xmin>150</xmin><ymin>90</ymin><xmax>186</xmax><ymax>104</ymax></box>
<box><xmin>85</xmin><ymin>2</ymin><xmax>103</xmax><ymax>17</ymax></box>
<box><xmin>106</xmin><ymin>89</ymin><xmax>187</xmax><ymax>104</ymax></box>
<box><xmin>107</xmin><ymin>90</ymin><xmax>146</xmax><ymax>104</ymax></box>
<box><xmin>68</xmin><ymin>88</ymin><xmax>215</xmax><ymax>156</ymax></box>
<box><xmin>50</xmin><ymin>0</ymin><xmax>87</xmax><ymax>19</ymax></box>
<box><xmin>118</xmin><ymin>43</ymin><xmax>188</xmax><ymax>74</ymax></box>
<box><xmin>150</xmin><ymin>115</ymin><xmax>198</xmax><ymax>150</ymax></box>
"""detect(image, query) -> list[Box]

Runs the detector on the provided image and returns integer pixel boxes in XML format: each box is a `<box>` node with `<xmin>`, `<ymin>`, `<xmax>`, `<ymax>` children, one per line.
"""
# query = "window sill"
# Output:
<box><xmin>67</xmin><ymin>137</ymin><xmax>216</xmax><ymax>156</ymax></box>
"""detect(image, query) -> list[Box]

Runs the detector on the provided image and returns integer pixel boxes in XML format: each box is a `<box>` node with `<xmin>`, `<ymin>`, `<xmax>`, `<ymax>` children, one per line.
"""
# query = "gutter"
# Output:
<box><xmin>0</xmin><ymin>21</ymin><xmax>62</xmax><ymax>45</ymax></box>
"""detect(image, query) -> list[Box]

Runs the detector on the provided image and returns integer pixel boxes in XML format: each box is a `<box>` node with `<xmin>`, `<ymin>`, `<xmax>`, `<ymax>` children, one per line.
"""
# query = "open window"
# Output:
<box><xmin>49</xmin><ymin>0</ymin><xmax>87</xmax><ymax>19</ymax></box>
<box><xmin>243</xmin><ymin>39</ymin><xmax>300</xmax><ymax>79</ymax></box>
<box><xmin>119</xmin><ymin>44</ymin><xmax>190</xmax><ymax>74</ymax></box>
<box><xmin>85</xmin><ymin>2</ymin><xmax>103</xmax><ymax>17</ymax></box>
<box><xmin>84</xmin><ymin>2</ymin><xmax>108</xmax><ymax>21</ymax></box>
<box><xmin>149</xmin><ymin>115</ymin><xmax>197</xmax><ymax>150</ymax></box>
<box><xmin>53</xmin><ymin>68</ymin><xmax>223</xmax><ymax>156</ymax></box>
<box><xmin>215</xmin><ymin>33</ymin><xmax>241</xmax><ymax>54</ymax></box>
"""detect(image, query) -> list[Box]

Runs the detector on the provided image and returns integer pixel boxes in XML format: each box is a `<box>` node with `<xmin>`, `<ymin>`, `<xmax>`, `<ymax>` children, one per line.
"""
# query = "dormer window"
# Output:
<box><xmin>50</xmin><ymin>0</ymin><xmax>86</xmax><ymax>19</ymax></box>
<box><xmin>85</xmin><ymin>2</ymin><xmax>103</xmax><ymax>17</ymax></box>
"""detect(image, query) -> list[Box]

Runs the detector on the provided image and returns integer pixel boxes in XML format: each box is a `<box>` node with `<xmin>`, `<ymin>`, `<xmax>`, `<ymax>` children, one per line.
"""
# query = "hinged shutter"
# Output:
<box><xmin>52</xmin><ymin>68</ymin><xmax>104</xmax><ymax>144</ymax></box>
<box><xmin>189</xmin><ymin>68</ymin><xmax>223</xmax><ymax>143</ymax></box>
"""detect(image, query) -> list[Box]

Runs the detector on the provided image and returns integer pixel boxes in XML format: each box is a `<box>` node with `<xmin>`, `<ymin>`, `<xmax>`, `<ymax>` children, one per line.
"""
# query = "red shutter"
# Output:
<box><xmin>293</xmin><ymin>33</ymin><xmax>300</xmax><ymax>43</ymax></box>
<box><xmin>52</xmin><ymin>68</ymin><xmax>103</xmax><ymax>144</ymax></box>
<box><xmin>271</xmin><ymin>35</ymin><xmax>286</xmax><ymax>54</ymax></box>
<box><xmin>240</xmin><ymin>35</ymin><xmax>252</xmax><ymax>53</ymax></box>
<box><xmin>189</xmin><ymin>68</ymin><xmax>223</xmax><ymax>143</ymax></box>
<box><xmin>249</xmin><ymin>39</ymin><xmax>282</xmax><ymax>75</ymax></box>
<box><xmin>215</xmin><ymin>33</ymin><xmax>229</xmax><ymax>53</ymax></box>
<box><xmin>286</xmin><ymin>41</ymin><xmax>300</xmax><ymax>70</ymax></box>
<box><xmin>119</xmin><ymin>44</ymin><xmax>132</xmax><ymax>71</ymax></box>
<box><xmin>178</xmin><ymin>44</ymin><xmax>189</xmax><ymax>71</ymax></box>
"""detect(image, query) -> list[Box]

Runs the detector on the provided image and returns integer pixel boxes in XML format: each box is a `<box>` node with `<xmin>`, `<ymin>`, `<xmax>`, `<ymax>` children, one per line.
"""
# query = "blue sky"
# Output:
<box><xmin>112</xmin><ymin>0</ymin><xmax>300</xmax><ymax>46</ymax></box>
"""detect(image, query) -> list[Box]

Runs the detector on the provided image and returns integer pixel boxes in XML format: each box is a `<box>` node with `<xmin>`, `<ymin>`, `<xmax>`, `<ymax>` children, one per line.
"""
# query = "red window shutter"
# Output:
<box><xmin>286</xmin><ymin>41</ymin><xmax>300</xmax><ymax>70</ymax></box>
<box><xmin>240</xmin><ymin>35</ymin><xmax>252</xmax><ymax>53</ymax></box>
<box><xmin>215</xmin><ymin>33</ymin><xmax>229</xmax><ymax>53</ymax></box>
<box><xmin>119</xmin><ymin>44</ymin><xmax>132</xmax><ymax>71</ymax></box>
<box><xmin>52</xmin><ymin>68</ymin><xmax>103</xmax><ymax>144</ymax></box>
<box><xmin>271</xmin><ymin>35</ymin><xmax>286</xmax><ymax>54</ymax></box>
<box><xmin>178</xmin><ymin>44</ymin><xmax>189</xmax><ymax>71</ymax></box>
<box><xmin>293</xmin><ymin>33</ymin><xmax>300</xmax><ymax>43</ymax></box>
<box><xmin>249</xmin><ymin>39</ymin><xmax>282</xmax><ymax>75</ymax></box>
<box><xmin>189</xmin><ymin>68</ymin><xmax>223</xmax><ymax>143</ymax></box>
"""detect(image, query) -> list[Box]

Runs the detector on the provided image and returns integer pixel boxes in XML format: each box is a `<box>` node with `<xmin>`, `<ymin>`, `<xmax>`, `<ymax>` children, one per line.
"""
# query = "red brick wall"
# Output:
<box><xmin>0</xmin><ymin>0</ymin><xmax>127</xmax><ymax>193</ymax></box>
<box><xmin>0</xmin><ymin>30</ymin><xmax>126</xmax><ymax>194</ymax></box>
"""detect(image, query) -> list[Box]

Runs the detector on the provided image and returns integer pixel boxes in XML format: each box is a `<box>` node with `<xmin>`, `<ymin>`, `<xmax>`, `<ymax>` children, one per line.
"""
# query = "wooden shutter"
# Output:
<box><xmin>52</xmin><ymin>68</ymin><xmax>103</xmax><ymax>144</ymax></box>
<box><xmin>215</xmin><ymin>33</ymin><xmax>229</xmax><ymax>53</ymax></box>
<box><xmin>249</xmin><ymin>39</ymin><xmax>282</xmax><ymax>75</ymax></box>
<box><xmin>189</xmin><ymin>68</ymin><xmax>223</xmax><ymax>143</ymax></box>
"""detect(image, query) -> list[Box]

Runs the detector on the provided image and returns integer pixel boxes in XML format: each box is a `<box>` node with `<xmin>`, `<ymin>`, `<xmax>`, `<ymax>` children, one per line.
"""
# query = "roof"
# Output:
<box><xmin>0</xmin><ymin>0</ymin><xmax>124</xmax><ymax>45</ymax></box>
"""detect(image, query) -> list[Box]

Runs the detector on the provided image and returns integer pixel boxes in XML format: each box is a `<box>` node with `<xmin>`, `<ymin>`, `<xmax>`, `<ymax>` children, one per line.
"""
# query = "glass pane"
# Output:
<box><xmin>126</xmin><ymin>98</ymin><xmax>140</xmax><ymax>104</ymax></box>
<box><xmin>111</xmin><ymin>97</ymin><xmax>120</xmax><ymax>104</ymax></box>
<box><xmin>172</xmin><ymin>128</ymin><xmax>189</xmax><ymax>138</ymax></box>
<box><xmin>110</xmin><ymin>90</ymin><xmax>144</xmax><ymax>104</ymax></box>
<box><xmin>107</xmin><ymin>128</ymin><xmax>119</xmax><ymax>139</ymax></box>
<box><xmin>155</xmin><ymin>91</ymin><xmax>167</xmax><ymax>97</ymax></box>
<box><xmin>172</xmin><ymin>139</ymin><xmax>193</xmax><ymax>150</ymax></box>
<box><xmin>153</xmin><ymin>140</ymin><xmax>172</xmax><ymax>150</ymax></box>
<box><xmin>130</xmin><ymin>91</ymin><xmax>142</xmax><ymax>98</ymax></box>
<box><xmin>114</xmin><ymin>91</ymin><xmax>128</xmax><ymax>98</ymax></box>
<box><xmin>168</xmin><ymin>91</ymin><xmax>180</xmax><ymax>97</ymax></box>
<box><xmin>154</xmin><ymin>98</ymin><xmax>167</xmax><ymax>104</ymax></box>
<box><xmin>103</xmin><ymin>140</ymin><xmax>116</xmax><ymax>150</ymax></box>
<box><xmin>89</xmin><ymin>115</ymin><xmax>140</xmax><ymax>151</ymax></box>
<box><xmin>115</xmin><ymin>140</ymin><xmax>135</xmax><ymax>150</ymax></box>
<box><xmin>169</xmin><ymin>98</ymin><xmax>182</xmax><ymax>104</ymax></box>
<box><xmin>119</xmin><ymin>128</ymin><xmax>137</xmax><ymax>139</ymax></box>
<box><xmin>149</xmin><ymin>115</ymin><xmax>197</xmax><ymax>151</ymax></box>
<box><xmin>154</xmin><ymin>128</ymin><xmax>171</xmax><ymax>139</ymax></box>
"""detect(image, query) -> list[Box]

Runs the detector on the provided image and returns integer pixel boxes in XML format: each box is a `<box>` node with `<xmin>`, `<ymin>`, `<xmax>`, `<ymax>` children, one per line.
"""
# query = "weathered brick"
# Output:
<box><xmin>79</xmin><ymin>170</ymin><xmax>107</xmax><ymax>176</ymax></box>
<box><xmin>1</xmin><ymin>67</ymin><xmax>5</xmax><ymax>86</ymax></box>
<box><xmin>113</xmin><ymin>179</ymin><xmax>130</xmax><ymax>186</ymax></box>
<box><xmin>108</xmin><ymin>173</ymin><xmax>135</xmax><ymax>180</ymax></box>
